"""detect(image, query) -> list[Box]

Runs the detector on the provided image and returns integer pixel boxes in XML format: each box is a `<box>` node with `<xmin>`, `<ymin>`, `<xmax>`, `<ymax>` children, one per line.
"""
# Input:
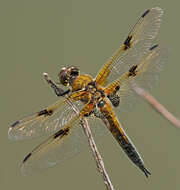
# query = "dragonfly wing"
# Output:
<box><xmin>21</xmin><ymin>102</ymin><xmax>95</xmax><ymax>176</ymax></box>
<box><xmin>105</xmin><ymin>45</ymin><xmax>168</xmax><ymax>111</ymax></box>
<box><xmin>95</xmin><ymin>7</ymin><xmax>163</xmax><ymax>86</ymax></box>
<box><xmin>21</xmin><ymin>115</ymin><xmax>82</xmax><ymax>175</ymax></box>
<box><xmin>8</xmin><ymin>91</ymin><xmax>85</xmax><ymax>141</ymax></box>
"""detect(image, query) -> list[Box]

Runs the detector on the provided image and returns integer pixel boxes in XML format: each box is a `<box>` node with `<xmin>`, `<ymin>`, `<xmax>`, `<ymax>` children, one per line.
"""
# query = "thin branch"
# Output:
<box><xmin>43</xmin><ymin>73</ymin><xmax>115</xmax><ymax>190</ymax></box>
<box><xmin>132</xmin><ymin>83</ymin><xmax>180</xmax><ymax>128</ymax></box>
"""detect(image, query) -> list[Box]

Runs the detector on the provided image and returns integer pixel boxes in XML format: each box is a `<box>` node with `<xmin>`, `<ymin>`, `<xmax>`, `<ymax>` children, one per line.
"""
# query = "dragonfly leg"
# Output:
<box><xmin>51</xmin><ymin>84</ymin><xmax>70</xmax><ymax>97</ymax></box>
<box><xmin>43</xmin><ymin>73</ymin><xmax>70</xmax><ymax>96</ymax></box>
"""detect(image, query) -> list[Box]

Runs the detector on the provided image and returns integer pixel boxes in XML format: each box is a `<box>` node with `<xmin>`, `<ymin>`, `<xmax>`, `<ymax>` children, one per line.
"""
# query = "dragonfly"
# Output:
<box><xmin>8</xmin><ymin>7</ymin><xmax>166</xmax><ymax>177</ymax></box>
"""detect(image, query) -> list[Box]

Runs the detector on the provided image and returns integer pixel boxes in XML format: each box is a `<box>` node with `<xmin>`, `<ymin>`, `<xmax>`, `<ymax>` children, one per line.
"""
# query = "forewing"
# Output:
<box><xmin>95</xmin><ymin>7</ymin><xmax>163</xmax><ymax>86</ymax></box>
<box><xmin>8</xmin><ymin>92</ymin><xmax>85</xmax><ymax>141</ymax></box>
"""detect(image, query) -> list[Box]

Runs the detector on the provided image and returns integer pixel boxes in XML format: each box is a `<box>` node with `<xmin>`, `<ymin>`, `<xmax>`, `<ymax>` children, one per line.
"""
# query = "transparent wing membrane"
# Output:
<box><xmin>20</xmin><ymin>101</ymin><xmax>102</xmax><ymax>175</ymax></box>
<box><xmin>21</xmin><ymin>115</ymin><xmax>82</xmax><ymax>175</ymax></box>
<box><xmin>8</xmin><ymin>93</ymin><xmax>84</xmax><ymax>141</ymax></box>
<box><xmin>106</xmin><ymin>45</ymin><xmax>168</xmax><ymax>111</ymax></box>
<box><xmin>21</xmin><ymin>115</ymin><xmax>110</xmax><ymax>175</ymax></box>
<box><xmin>95</xmin><ymin>7</ymin><xmax>163</xmax><ymax>87</ymax></box>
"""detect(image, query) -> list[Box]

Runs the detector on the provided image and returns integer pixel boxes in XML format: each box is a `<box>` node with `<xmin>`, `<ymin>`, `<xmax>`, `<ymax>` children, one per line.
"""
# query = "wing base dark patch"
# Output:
<box><xmin>115</xmin><ymin>85</ymin><xmax>120</xmax><ymax>91</ymax></box>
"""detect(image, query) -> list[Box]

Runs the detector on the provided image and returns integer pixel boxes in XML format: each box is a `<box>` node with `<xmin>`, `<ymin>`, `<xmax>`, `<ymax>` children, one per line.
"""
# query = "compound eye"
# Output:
<box><xmin>58</xmin><ymin>68</ymin><xmax>69</xmax><ymax>86</ymax></box>
<box><xmin>70</xmin><ymin>67</ymin><xmax>79</xmax><ymax>76</ymax></box>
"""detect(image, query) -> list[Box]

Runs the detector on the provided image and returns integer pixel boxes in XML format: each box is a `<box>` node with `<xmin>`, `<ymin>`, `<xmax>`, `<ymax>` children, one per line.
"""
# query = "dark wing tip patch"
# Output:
<box><xmin>11</xmin><ymin>120</ymin><xmax>20</xmax><ymax>128</ymax></box>
<box><xmin>149</xmin><ymin>44</ymin><xmax>159</xmax><ymax>51</ymax></box>
<box><xmin>23</xmin><ymin>153</ymin><xmax>32</xmax><ymax>163</ymax></box>
<box><xmin>141</xmin><ymin>9</ymin><xmax>150</xmax><ymax>18</ymax></box>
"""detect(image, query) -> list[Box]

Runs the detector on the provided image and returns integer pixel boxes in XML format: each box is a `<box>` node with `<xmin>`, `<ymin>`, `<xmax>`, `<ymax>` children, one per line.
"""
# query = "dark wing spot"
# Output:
<box><xmin>53</xmin><ymin>129</ymin><xmax>65</xmax><ymax>139</ymax></box>
<box><xmin>129</xmin><ymin>65</ymin><xmax>137</xmax><ymax>73</ymax></box>
<box><xmin>124</xmin><ymin>35</ymin><xmax>132</xmax><ymax>50</ymax></box>
<box><xmin>47</xmin><ymin>110</ymin><xmax>53</xmax><ymax>115</ymax></box>
<box><xmin>11</xmin><ymin>120</ymin><xmax>20</xmax><ymax>128</ymax></box>
<box><xmin>115</xmin><ymin>85</ymin><xmax>120</xmax><ymax>92</ymax></box>
<box><xmin>128</xmin><ymin>65</ymin><xmax>138</xmax><ymax>77</ymax></box>
<box><xmin>23</xmin><ymin>153</ymin><xmax>32</xmax><ymax>163</ymax></box>
<box><xmin>53</xmin><ymin>128</ymin><xmax>69</xmax><ymax>139</ymax></box>
<box><xmin>149</xmin><ymin>44</ymin><xmax>158</xmax><ymax>51</ymax></box>
<box><xmin>141</xmin><ymin>9</ymin><xmax>150</xmax><ymax>18</ymax></box>
<box><xmin>38</xmin><ymin>109</ymin><xmax>53</xmax><ymax>116</ymax></box>
<box><xmin>38</xmin><ymin>109</ymin><xmax>48</xmax><ymax>116</ymax></box>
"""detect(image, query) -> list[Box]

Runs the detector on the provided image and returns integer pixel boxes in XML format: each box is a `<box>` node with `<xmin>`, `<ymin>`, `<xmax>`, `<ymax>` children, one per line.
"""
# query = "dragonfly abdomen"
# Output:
<box><xmin>100</xmin><ymin>100</ymin><xmax>151</xmax><ymax>177</ymax></box>
<box><xmin>111</xmin><ymin>120</ymin><xmax>151</xmax><ymax>177</ymax></box>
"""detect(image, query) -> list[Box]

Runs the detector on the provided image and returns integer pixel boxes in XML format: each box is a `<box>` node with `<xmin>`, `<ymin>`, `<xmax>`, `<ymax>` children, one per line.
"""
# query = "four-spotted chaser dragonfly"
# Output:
<box><xmin>9</xmin><ymin>7</ymin><xmax>166</xmax><ymax>177</ymax></box>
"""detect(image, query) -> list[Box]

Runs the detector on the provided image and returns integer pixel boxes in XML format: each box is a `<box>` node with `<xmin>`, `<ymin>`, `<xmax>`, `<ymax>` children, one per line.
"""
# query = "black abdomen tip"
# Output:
<box><xmin>140</xmin><ymin>165</ymin><xmax>151</xmax><ymax>178</ymax></box>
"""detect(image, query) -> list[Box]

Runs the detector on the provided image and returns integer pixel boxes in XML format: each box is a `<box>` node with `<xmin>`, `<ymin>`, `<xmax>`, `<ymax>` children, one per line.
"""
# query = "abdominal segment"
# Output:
<box><xmin>100</xmin><ymin>99</ymin><xmax>151</xmax><ymax>177</ymax></box>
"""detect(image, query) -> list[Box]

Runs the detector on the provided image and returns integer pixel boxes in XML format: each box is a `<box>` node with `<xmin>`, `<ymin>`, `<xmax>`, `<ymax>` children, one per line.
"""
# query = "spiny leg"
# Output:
<box><xmin>43</xmin><ymin>73</ymin><xmax>70</xmax><ymax>97</ymax></box>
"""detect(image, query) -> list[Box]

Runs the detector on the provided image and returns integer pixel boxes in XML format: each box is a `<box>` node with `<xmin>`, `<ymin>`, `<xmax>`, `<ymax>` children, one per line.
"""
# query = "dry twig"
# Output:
<box><xmin>132</xmin><ymin>84</ymin><xmax>180</xmax><ymax>128</ymax></box>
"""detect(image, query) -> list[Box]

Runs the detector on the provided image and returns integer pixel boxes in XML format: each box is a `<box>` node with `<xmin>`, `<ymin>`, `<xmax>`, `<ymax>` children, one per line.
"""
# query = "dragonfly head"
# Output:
<box><xmin>58</xmin><ymin>66</ymin><xmax>79</xmax><ymax>86</ymax></box>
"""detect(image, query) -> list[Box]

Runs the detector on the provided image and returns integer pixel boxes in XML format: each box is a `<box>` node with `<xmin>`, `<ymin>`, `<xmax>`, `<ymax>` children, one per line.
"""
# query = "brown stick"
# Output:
<box><xmin>43</xmin><ymin>73</ymin><xmax>115</xmax><ymax>190</ymax></box>
<box><xmin>132</xmin><ymin>84</ymin><xmax>180</xmax><ymax>128</ymax></box>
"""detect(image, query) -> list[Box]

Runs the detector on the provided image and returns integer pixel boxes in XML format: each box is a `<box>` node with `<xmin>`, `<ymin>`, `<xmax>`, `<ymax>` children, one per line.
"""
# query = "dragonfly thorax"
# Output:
<box><xmin>85</xmin><ymin>81</ymin><xmax>105</xmax><ymax>102</ymax></box>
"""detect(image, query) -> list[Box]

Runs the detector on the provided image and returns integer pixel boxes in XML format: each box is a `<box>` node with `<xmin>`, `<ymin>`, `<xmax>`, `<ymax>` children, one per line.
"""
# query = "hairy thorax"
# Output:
<box><xmin>71</xmin><ymin>74</ymin><xmax>93</xmax><ymax>92</ymax></box>
<box><xmin>71</xmin><ymin>74</ymin><xmax>106</xmax><ymax>105</ymax></box>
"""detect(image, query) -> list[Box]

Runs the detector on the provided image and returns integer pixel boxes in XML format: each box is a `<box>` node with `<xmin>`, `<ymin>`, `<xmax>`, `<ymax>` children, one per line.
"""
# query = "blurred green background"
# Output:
<box><xmin>1</xmin><ymin>0</ymin><xmax>180</xmax><ymax>189</ymax></box>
